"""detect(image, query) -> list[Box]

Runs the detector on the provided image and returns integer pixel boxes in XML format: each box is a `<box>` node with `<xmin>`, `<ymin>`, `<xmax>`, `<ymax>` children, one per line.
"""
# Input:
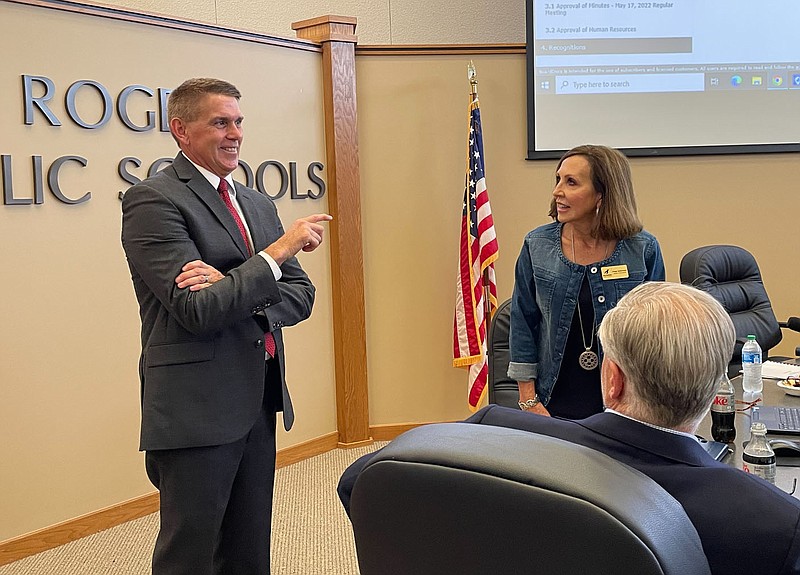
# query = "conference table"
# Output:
<box><xmin>697</xmin><ymin>372</ymin><xmax>800</xmax><ymax>498</ymax></box>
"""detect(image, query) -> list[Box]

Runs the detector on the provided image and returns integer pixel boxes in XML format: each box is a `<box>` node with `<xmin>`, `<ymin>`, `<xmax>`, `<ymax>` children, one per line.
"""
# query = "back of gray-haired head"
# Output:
<box><xmin>598</xmin><ymin>282</ymin><xmax>735</xmax><ymax>428</ymax></box>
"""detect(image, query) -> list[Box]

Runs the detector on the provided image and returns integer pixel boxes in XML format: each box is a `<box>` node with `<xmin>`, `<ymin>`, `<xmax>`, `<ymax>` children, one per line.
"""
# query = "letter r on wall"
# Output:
<box><xmin>22</xmin><ymin>75</ymin><xmax>61</xmax><ymax>126</ymax></box>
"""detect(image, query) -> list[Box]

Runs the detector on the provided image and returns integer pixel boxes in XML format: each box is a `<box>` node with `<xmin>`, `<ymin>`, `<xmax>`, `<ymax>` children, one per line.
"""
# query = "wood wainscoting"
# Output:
<box><xmin>0</xmin><ymin>423</ymin><xmax>437</xmax><ymax>565</ymax></box>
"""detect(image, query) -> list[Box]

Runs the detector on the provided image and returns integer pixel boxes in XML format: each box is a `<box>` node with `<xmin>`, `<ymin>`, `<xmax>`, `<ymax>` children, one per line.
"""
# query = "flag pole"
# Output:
<box><xmin>468</xmin><ymin>61</ymin><xmax>494</xmax><ymax>321</ymax></box>
<box><xmin>468</xmin><ymin>60</ymin><xmax>478</xmax><ymax>99</ymax></box>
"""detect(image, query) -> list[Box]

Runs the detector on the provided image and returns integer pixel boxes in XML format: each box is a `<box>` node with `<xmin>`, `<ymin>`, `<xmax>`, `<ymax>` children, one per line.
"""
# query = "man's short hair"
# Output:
<box><xmin>598</xmin><ymin>282</ymin><xmax>735</xmax><ymax>427</ymax></box>
<box><xmin>167</xmin><ymin>78</ymin><xmax>241</xmax><ymax>124</ymax></box>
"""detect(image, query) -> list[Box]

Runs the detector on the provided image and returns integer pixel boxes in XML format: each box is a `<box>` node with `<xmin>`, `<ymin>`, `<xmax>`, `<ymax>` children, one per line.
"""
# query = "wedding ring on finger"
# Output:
<box><xmin>202</xmin><ymin>275</ymin><xmax>209</xmax><ymax>283</ymax></box>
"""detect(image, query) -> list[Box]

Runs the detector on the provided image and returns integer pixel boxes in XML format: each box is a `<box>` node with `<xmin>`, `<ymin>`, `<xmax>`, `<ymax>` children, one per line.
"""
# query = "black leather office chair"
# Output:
<box><xmin>350</xmin><ymin>423</ymin><xmax>711</xmax><ymax>575</ymax></box>
<box><xmin>487</xmin><ymin>298</ymin><xmax>520</xmax><ymax>408</ymax></box>
<box><xmin>680</xmin><ymin>245</ymin><xmax>800</xmax><ymax>377</ymax></box>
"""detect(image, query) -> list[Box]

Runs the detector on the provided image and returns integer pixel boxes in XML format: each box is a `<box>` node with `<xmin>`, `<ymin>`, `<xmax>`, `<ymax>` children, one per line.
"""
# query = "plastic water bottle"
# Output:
<box><xmin>742</xmin><ymin>421</ymin><xmax>776</xmax><ymax>484</ymax></box>
<box><xmin>710</xmin><ymin>375</ymin><xmax>736</xmax><ymax>442</ymax></box>
<box><xmin>741</xmin><ymin>335</ymin><xmax>763</xmax><ymax>393</ymax></box>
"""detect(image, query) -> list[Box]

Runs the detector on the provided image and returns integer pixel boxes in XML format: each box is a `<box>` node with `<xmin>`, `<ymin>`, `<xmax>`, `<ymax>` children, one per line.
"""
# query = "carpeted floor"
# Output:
<box><xmin>0</xmin><ymin>442</ymin><xmax>385</xmax><ymax>575</ymax></box>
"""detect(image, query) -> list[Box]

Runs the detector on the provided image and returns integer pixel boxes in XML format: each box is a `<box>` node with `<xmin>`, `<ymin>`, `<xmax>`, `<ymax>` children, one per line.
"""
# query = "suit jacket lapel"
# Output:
<box><xmin>236</xmin><ymin>185</ymin><xmax>268</xmax><ymax>254</ymax></box>
<box><xmin>172</xmin><ymin>154</ymin><xmax>251</xmax><ymax>259</ymax></box>
<box><xmin>575</xmin><ymin>412</ymin><xmax>716</xmax><ymax>467</ymax></box>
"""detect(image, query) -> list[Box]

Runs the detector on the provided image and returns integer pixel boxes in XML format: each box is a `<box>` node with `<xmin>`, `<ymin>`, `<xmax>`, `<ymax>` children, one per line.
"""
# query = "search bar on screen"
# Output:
<box><xmin>556</xmin><ymin>73</ymin><xmax>705</xmax><ymax>95</ymax></box>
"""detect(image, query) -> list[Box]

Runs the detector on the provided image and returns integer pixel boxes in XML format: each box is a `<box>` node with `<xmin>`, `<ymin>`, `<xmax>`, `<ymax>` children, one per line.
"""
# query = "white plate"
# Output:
<box><xmin>777</xmin><ymin>380</ymin><xmax>800</xmax><ymax>396</ymax></box>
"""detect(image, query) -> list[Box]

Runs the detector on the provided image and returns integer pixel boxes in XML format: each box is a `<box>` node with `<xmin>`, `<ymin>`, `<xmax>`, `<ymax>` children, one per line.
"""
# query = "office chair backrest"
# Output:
<box><xmin>679</xmin><ymin>245</ymin><xmax>782</xmax><ymax>373</ymax></box>
<box><xmin>350</xmin><ymin>423</ymin><xmax>711</xmax><ymax>575</ymax></box>
<box><xmin>487</xmin><ymin>298</ymin><xmax>520</xmax><ymax>408</ymax></box>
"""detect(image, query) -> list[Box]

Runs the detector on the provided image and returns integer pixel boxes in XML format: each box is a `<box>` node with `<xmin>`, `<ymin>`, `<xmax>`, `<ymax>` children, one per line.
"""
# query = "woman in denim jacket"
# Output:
<box><xmin>509</xmin><ymin>145</ymin><xmax>665</xmax><ymax>418</ymax></box>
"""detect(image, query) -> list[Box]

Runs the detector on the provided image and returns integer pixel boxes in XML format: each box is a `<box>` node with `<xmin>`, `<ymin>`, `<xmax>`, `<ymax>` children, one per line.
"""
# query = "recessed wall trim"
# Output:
<box><xmin>3</xmin><ymin>0</ymin><xmax>322</xmax><ymax>52</ymax></box>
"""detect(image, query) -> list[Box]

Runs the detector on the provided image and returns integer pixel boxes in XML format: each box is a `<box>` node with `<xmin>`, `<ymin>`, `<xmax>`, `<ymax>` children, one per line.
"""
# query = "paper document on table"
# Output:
<box><xmin>761</xmin><ymin>361</ymin><xmax>800</xmax><ymax>380</ymax></box>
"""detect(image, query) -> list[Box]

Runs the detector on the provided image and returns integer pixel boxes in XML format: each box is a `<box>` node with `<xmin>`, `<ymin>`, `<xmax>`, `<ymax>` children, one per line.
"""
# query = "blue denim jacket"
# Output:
<box><xmin>508</xmin><ymin>222</ymin><xmax>665</xmax><ymax>405</ymax></box>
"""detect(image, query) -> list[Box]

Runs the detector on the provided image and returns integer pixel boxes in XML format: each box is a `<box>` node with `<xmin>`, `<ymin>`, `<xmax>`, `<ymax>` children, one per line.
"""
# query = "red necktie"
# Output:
<box><xmin>218</xmin><ymin>179</ymin><xmax>276</xmax><ymax>358</ymax></box>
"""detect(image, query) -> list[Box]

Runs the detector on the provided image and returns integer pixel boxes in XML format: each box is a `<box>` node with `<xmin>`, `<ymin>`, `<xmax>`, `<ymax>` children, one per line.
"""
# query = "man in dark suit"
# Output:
<box><xmin>339</xmin><ymin>282</ymin><xmax>800</xmax><ymax>575</ymax></box>
<box><xmin>122</xmin><ymin>77</ymin><xmax>331</xmax><ymax>575</ymax></box>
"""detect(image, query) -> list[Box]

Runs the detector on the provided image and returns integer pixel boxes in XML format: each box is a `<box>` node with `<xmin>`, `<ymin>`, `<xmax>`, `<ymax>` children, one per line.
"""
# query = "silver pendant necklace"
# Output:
<box><xmin>570</xmin><ymin>227</ymin><xmax>607</xmax><ymax>371</ymax></box>
<box><xmin>576</xmin><ymin>303</ymin><xmax>599</xmax><ymax>370</ymax></box>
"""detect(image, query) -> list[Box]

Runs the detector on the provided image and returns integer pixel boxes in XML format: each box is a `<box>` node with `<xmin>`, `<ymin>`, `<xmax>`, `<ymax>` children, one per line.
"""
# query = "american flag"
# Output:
<box><xmin>453</xmin><ymin>96</ymin><xmax>499</xmax><ymax>411</ymax></box>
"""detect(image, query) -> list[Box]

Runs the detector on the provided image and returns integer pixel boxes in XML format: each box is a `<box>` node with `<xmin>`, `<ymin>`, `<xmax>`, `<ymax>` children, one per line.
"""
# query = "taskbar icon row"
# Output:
<box><xmin>708</xmin><ymin>72</ymin><xmax>800</xmax><ymax>90</ymax></box>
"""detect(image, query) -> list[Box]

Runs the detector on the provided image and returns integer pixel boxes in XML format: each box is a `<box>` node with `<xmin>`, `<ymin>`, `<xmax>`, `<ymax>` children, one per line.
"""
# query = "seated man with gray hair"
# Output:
<box><xmin>339</xmin><ymin>282</ymin><xmax>800</xmax><ymax>575</ymax></box>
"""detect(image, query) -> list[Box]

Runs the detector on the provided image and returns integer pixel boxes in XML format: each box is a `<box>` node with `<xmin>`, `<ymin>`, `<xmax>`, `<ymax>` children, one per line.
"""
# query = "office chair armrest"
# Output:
<box><xmin>778</xmin><ymin>318</ymin><xmax>800</xmax><ymax>357</ymax></box>
<box><xmin>779</xmin><ymin>317</ymin><xmax>800</xmax><ymax>333</ymax></box>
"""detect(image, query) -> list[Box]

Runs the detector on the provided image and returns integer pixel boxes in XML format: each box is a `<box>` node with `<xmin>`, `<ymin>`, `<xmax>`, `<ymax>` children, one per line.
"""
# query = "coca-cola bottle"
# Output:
<box><xmin>711</xmin><ymin>374</ymin><xmax>736</xmax><ymax>442</ymax></box>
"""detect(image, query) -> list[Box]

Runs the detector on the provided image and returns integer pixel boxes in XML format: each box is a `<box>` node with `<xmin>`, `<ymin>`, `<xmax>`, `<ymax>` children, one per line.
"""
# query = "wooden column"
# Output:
<box><xmin>292</xmin><ymin>15</ymin><xmax>371</xmax><ymax>447</ymax></box>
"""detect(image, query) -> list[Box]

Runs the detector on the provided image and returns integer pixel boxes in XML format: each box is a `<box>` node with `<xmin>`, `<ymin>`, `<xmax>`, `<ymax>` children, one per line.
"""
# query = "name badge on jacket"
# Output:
<box><xmin>601</xmin><ymin>265</ymin><xmax>629</xmax><ymax>280</ymax></box>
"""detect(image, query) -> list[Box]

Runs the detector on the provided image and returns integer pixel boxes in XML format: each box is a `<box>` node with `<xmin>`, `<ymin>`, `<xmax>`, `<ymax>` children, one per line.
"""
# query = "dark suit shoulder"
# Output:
<box><xmin>123</xmin><ymin>163</ymin><xmax>180</xmax><ymax>196</ymax></box>
<box><xmin>465</xmin><ymin>404</ymin><xmax>576</xmax><ymax>433</ymax></box>
<box><xmin>464</xmin><ymin>405</ymin><xmax>800</xmax><ymax>574</ymax></box>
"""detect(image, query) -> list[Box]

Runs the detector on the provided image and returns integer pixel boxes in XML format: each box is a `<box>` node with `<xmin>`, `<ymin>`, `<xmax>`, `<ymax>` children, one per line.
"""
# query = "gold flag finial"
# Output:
<box><xmin>468</xmin><ymin>61</ymin><xmax>478</xmax><ymax>98</ymax></box>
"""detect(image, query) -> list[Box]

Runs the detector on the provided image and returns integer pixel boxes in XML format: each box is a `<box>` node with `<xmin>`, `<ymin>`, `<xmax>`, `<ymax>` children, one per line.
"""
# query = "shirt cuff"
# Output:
<box><xmin>258</xmin><ymin>252</ymin><xmax>282</xmax><ymax>281</ymax></box>
<box><xmin>507</xmin><ymin>361</ymin><xmax>537</xmax><ymax>381</ymax></box>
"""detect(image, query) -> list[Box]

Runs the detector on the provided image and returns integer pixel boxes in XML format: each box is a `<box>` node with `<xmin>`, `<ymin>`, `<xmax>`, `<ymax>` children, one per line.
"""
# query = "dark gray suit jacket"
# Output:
<box><xmin>468</xmin><ymin>406</ymin><xmax>800</xmax><ymax>575</ymax></box>
<box><xmin>122</xmin><ymin>153</ymin><xmax>314</xmax><ymax>451</ymax></box>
